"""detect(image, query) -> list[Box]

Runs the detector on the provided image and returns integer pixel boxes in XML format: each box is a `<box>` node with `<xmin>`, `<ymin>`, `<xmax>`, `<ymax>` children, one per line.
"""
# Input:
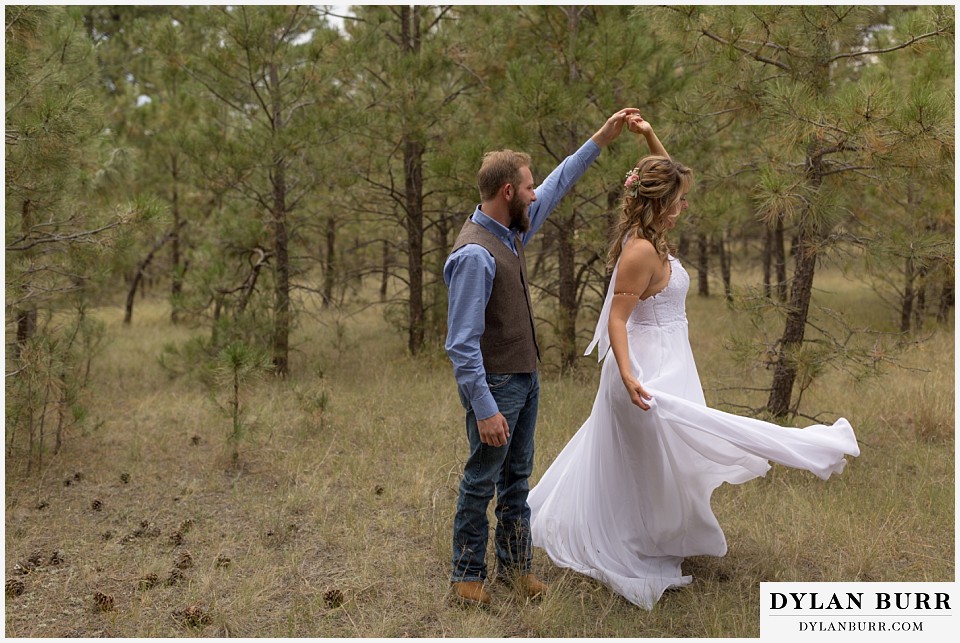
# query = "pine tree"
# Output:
<box><xmin>6</xmin><ymin>6</ymin><xmax>152</xmax><ymax>470</ymax></box>
<box><xmin>659</xmin><ymin>5</ymin><xmax>953</xmax><ymax>417</ymax></box>
<box><xmin>170</xmin><ymin>6</ymin><xmax>342</xmax><ymax>374</ymax></box>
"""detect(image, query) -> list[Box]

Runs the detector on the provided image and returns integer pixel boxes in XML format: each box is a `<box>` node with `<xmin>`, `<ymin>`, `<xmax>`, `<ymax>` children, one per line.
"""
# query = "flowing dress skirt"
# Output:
<box><xmin>528</xmin><ymin>315</ymin><xmax>859</xmax><ymax>609</ymax></box>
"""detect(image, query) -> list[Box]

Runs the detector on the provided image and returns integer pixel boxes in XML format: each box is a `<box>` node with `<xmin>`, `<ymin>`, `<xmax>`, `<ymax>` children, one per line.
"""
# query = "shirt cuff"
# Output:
<box><xmin>472</xmin><ymin>391</ymin><xmax>499</xmax><ymax>421</ymax></box>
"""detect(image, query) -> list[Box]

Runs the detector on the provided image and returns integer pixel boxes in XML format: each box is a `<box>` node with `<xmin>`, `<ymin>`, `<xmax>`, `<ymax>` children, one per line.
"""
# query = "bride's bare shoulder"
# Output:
<box><xmin>620</xmin><ymin>237</ymin><xmax>658</xmax><ymax>267</ymax></box>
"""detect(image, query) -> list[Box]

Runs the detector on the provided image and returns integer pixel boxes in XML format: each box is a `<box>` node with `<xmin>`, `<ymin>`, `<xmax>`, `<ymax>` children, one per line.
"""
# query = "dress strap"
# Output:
<box><xmin>584</xmin><ymin>259</ymin><xmax>619</xmax><ymax>361</ymax></box>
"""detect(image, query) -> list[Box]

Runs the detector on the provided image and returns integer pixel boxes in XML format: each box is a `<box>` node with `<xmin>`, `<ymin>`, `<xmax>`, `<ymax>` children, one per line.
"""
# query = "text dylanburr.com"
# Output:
<box><xmin>760</xmin><ymin>582</ymin><xmax>956</xmax><ymax>640</ymax></box>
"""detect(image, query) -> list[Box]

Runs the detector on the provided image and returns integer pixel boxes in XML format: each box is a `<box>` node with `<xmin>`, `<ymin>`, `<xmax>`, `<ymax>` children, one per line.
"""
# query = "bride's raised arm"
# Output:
<box><xmin>627</xmin><ymin>116</ymin><xmax>669</xmax><ymax>158</ymax></box>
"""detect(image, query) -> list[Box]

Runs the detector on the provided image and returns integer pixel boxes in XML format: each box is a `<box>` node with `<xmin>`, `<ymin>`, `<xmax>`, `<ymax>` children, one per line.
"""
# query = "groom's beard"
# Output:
<box><xmin>508</xmin><ymin>191</ymin><xmax>531</xmax><ymax>233</ymax></box>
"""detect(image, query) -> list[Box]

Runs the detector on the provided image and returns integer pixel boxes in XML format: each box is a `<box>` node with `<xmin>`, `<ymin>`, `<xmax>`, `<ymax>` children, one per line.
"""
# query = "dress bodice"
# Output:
<box><xmin>627</xmin><ymin>256</ymin><xmax>689</xmax><ymax>328</ymax></box>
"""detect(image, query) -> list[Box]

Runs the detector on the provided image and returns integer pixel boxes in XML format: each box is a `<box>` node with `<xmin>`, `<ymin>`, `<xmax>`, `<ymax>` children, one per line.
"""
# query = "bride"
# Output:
<box><xmin>527</xmin><ymin>116</ymin><xmax>860</xmax><ymax>609</ymax></box>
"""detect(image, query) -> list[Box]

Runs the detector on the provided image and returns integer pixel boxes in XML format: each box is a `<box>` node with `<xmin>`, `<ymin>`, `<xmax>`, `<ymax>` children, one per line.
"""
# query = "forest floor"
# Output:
<box><xmin>4</xmin><ymin>265</ymin><xmax>955</xmax><ymax>637</ymax></box>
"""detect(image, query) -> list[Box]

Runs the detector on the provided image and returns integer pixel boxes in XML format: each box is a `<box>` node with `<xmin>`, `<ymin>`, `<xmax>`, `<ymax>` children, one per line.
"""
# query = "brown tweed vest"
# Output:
<box><xmin>451</xmin><ymin>218</ymin><xmax>540</xmax><ymax>373</ymax></box>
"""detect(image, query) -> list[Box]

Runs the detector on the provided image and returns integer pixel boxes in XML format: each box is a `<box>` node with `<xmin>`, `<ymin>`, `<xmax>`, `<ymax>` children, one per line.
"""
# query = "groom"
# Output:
<box><xmin>444</xmin><ymin>108</ymin><xmax>639</xmax><ymax>605</ymax></box>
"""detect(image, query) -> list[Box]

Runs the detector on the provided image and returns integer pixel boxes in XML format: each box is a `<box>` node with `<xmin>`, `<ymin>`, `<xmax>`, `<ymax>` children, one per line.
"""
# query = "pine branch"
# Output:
<box><xmin>7</xmin><ymin>221</ymin><xmax>125</xmax><ymax>252</ymax></box>
<box><xmin>829</xmin><ymin>27</ymin><xmax>952</xmax><ymax>63</ymax></box>
<box><xmin>698</xmin><ymin>28</ymin><xmax>791</xmax><ymax>71</ymax></box>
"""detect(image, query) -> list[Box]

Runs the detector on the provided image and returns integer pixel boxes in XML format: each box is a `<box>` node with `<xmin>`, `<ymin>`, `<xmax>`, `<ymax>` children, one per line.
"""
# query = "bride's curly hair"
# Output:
<box><xmin>606</xmin><ymin>155</ymin><xmax>693</xmax><ymax>272</ymax></box>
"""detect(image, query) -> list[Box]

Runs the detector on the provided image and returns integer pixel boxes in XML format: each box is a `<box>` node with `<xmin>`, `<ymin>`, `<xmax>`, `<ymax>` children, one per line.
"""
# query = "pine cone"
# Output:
<box><xmin>5</xmin><ymin>579</ymin><xmax>25</xmax><ymax>597</ymax></box>
<box><xmin>91</xmin><ymin>499</ymin><xmax>103</xmax><ymax>511</ymax></box>
<box><xmin>177</xmin><ymin>603</ymin><xmax>211</xmax><ymax>627</ymax></box>
<box><xmin>93</xmin><ymin>591</ymin><xmax>115</xmax><ymax>612</ymax></box>
<box><xmin>174</xmin><ymin>551</ymin><xmax>193</xmax><ymax>569</ymax></box>
<box><xmin>169</xmin><ymin>531</ymin><xmax>184</xmax><ymax>547</ymax></box>
<box><xmin>323</xmin><ymin>588</ymin><xmax>344</xmax><ymax>608</ymax></box>
<box><xmin>27</xmin><ymin>550</ymin><xmax>44</xmax><ymax>567</ymax></box>
<box><xmin>49</xmin><ymin>550</ymin><xmax>65</xmax><ymax>566</ymax></box>
<box><xmin>214</xmin><ymin>554</ymin><xmax>231</xmax><ymax>569</ymax></box>
<box><xmin>120</xmin><ymin>473</ymin><xmax>130</xmax><ymax>484</ymax></box>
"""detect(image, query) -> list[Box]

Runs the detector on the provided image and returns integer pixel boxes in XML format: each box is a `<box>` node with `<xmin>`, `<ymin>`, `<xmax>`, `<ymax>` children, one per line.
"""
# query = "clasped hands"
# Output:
<box><xmin>593</xmin><ymin>108</ymin><xmax>655</xmax><ymax>148</ymax></box>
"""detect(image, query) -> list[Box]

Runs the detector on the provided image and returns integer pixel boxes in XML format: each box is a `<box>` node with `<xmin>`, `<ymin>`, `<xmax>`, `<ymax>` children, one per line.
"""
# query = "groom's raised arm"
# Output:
<box><xmin>521</xmin><ymin>107</ymin><xmax>640</xmax><ymax>245</ymax></box>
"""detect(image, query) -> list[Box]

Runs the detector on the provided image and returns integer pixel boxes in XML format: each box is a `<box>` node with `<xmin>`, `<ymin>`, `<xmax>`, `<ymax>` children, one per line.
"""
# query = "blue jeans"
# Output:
<box><xmin>451</xmin><ymin>372</ymin><xmax>539</xmax><ymax>583</ymax></box>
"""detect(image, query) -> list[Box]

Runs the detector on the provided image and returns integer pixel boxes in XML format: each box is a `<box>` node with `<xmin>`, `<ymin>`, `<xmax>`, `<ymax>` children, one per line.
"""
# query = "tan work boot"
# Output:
<box><xmin>451</xmin><ymin>581</ymin><xmax>491</xmax><ymax>606</ymax></box>
<box><xmin>506</xmin><ymin>573</ymin><xmax>548</xmax><ymax>600</ymax></box>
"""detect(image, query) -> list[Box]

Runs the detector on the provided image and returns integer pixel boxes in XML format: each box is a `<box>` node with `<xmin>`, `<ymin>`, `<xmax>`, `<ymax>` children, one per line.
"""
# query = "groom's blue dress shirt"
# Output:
<box><xmin>444</xmin><ymin>139</ymin><xmax>602</xmax><ymax>421</ymax></box>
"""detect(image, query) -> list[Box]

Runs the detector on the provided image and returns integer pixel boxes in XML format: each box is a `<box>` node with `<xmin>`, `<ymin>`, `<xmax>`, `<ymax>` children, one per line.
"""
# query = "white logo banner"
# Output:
<box><xmin>761</xmin><ymin>582</ymin><xmax>956</xmax><ymax>640</ymax></box>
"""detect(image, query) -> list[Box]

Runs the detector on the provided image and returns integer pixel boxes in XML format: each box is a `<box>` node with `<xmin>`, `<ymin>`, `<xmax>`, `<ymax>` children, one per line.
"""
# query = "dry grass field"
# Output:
<box><xmin>4</xmin><ymin>263</ymin><xmax>954</xmax><ymax>637</ymax></box>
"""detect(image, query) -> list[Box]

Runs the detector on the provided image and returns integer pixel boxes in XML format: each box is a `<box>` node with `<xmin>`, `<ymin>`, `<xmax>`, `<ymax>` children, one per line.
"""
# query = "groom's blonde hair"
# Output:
<box><xmin>477</xmin><ymin>150</ymin><xmax>531</xmax><ymax>201</ymax></box>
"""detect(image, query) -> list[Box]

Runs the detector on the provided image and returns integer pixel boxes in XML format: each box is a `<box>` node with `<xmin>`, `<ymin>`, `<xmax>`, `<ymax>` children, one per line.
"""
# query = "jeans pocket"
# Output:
<box><xmin>486</xmin><ymin>373</ymin><xmax>513</xmax><ymax>390</ymax></box>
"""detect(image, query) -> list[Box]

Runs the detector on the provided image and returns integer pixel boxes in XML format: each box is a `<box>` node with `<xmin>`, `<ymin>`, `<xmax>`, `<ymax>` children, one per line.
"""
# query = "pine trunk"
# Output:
<box><xmin>774</xmin><ymin>215</ymin><xmax>788</xmax><ymax>302</ymax></box>
<box><xmin>900</xmin><ymin>256</ymin><xmax>915</xmax><ymax>333</ymax></box>
<box><xmin>763</xmin><ymin>225</ymin><xmax>773</xmax><ymax>299</ymax></box>
<box><xmin>401</xmin><ymin>6</ymin><xmax>425</xmax><ymax>355</ymax></box>
<box><xmin>170</xmin><ymin>153</ymin><xmax>183</xmax><ymax>324</ymax></box>
<box><xmin>380</xmin><ymin>240</ymin><xmax>390</xmax><ymax>302</ymax></box>
<box><xmin>716</xmin><ymin>231</ymin><xmax>732</xmax><ymax>302</ymax></box>
<box><xmin>913</xmin><ymin>266</ymin><xmax>928</xmax><ymax>331</ymax></box>
<box><xmin>766</xmin><ymin>129</ymin><xmax>826</xmax><ymax>417</ymax></box>
<box><xmin>766</xmin><ymin>223</ymin><xmax>819</xmax><ymax>417</ymax></box>
<box><xmin>15</xmin><ymin>199</ymin><xmax>37</xmax><ymax>354</ymax></box>
<box><xmin>557</xmin><ymin>210</ymin><xmax>578</xmax><ymax>369</ymax></box>
<box><xmin>403</xmin><ymin>135</ymin><xmax>425</xmax><ymax>355</ymax></box>
<box><xmin>697</xmin><ymin>231</ymin><xmax>709</xmax><ymax>297</ymax></box>
<box><xmin>322</xmin><ymin>214</ymin><xmax>336</xmax><ymax>308</ymax></box>
<box><xmin>937</xmin><ymin>279</ymin><xmax>954</xmax><ymax>323</ymax></box>
<box><xmin>270</xmin><ymin>61</ymin><xmax>290</xmax><ymax>376</ymax></box>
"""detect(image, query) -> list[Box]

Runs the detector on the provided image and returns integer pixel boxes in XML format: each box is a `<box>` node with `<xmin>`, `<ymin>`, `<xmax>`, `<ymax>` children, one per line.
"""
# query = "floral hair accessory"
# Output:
<box><xmin>623</xmin><ymin>168</ymin><xmax>640</xmax><ymax>197</ymax></box>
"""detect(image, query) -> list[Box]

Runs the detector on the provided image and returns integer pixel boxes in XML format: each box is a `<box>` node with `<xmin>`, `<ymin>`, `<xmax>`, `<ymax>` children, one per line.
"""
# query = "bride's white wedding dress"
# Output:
<box><xmin>528</xmin><ymin>254</ymin><xmax>859</xmax><ymax>609</ymax></box>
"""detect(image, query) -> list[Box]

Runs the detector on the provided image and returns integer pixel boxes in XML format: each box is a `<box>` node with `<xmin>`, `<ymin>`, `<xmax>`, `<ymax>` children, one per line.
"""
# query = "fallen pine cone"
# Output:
<box><xmin>6</xmin><ymin>579</ymin><xmax>25</xmax><ymax>597</ymax></box>
<box><xmin>174</xmin><ymin>551</ymin><xmax>193</xmax><ymax>569</ymax></box>
<box><xmin>120</xmin><ymin>473</ymin><xmax>130</xmax><ymax>484</ymax></box>
<box><xmin>91</xmin><ymin>499</ymin><xmax>103</xmax><ymax>511</ymax></box>
<box><xmin>169</xmin><ymin>531</ymin><xmax>184</xmax><ymax>547</ymax></box>
<box><xmin>175</xmin><ymin>603</ymin><xmax>211</xmax><ymax>627</ymax></box>
<box><xmin>49</xmin><ymin>550</ymin><xmax>65</xmax><ymax>566</ymax></box>
<box><xmin>214</xmin><ymin>554</ymin><xmax>231</xmax><ymax>569</ymax></box>
<box><xmin>93</xmin><ymin>591</ymin><xmax>115</xmax><ymax>612</ymax></box>
<box><xmin>323</xmin><ymin>588</ymin><xmax>344</xmax><ymax>608</ymax></box>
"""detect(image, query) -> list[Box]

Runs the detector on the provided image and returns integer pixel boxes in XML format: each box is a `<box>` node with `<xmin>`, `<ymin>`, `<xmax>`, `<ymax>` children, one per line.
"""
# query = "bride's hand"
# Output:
<box><xmin>627</xmin><ymin>115</ymin><xmax>652</xmax><ymax>137</ymax></box>
<box><xmin>621</xmin><ymin>373</ymin><xmax>653</xmax><ymax>411</ymax></box>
